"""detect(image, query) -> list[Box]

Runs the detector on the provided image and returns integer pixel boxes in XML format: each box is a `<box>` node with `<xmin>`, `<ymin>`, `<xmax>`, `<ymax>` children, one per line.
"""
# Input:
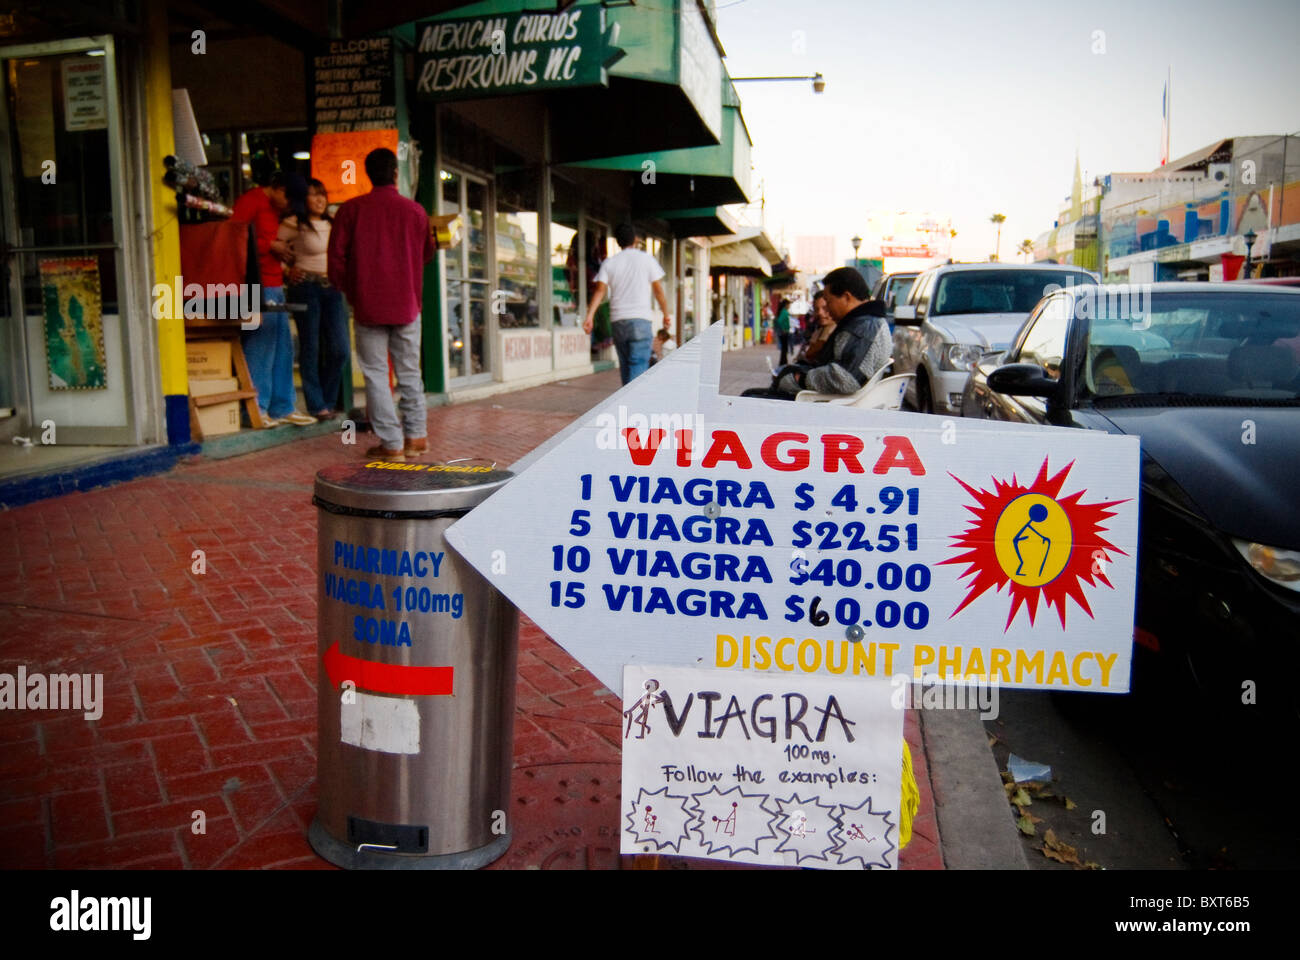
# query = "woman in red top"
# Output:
<box><xmin>231</xmin><ymin>172</ymin><xmax>315</xmax><ymax>426</ymax></box>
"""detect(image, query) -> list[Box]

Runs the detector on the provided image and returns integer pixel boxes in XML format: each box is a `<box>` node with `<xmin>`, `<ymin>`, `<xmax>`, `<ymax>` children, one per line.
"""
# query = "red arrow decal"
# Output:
<box><xmin>322</xmin><ymin>642</ymin><xmax>454</xmax><ymax>696</ymax></box>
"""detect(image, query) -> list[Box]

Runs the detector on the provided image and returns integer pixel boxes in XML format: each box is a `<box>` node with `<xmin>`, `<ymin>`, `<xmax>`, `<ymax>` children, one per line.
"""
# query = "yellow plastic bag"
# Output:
<box><xmin>899</xmin><ymin>740</ymin><xmax>921</xmax><ymax>849</ymax></box>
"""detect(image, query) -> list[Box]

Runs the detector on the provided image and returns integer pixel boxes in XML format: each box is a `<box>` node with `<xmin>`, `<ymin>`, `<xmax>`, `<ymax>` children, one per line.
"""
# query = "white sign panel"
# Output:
<box><xmin>620</xmin><ymin>664</ymin><xmax>904</xmax><ymax>869</ymax></box>
<box><xmin>62</xmin><ymin>57</ymin><xmax>108</xmax><ymax>132</ymax></box>
<box><xmin>446</xmin><ymin>324</ymin><xmax>1140</xmax><ymax>694</ymax></box>
<box><xmin>497</xmin><ymin>329</ymin><xmax>554</xmax><ymax>381</ymax></box>
<box><xmin>553</xmin><ymin>327</ymin><xmax>590</xmax><ymax>370</ymax></box>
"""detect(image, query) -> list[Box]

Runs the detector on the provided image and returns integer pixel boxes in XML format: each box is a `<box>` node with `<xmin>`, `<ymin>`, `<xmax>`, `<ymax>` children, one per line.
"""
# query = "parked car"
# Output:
<box><xmin>892</xmin><ymin>262</ymin><xmax>1096</xmax><ymax>414</ymax></box>
<box><xmin>961</xmin><ymin>282</ymin><xmax>1300</xmax><ymax>714</ymax></box>
<box><xmin>871</xmin><ymin>271</ymin><xmax>919</xmax><ymax>328</ymax></box>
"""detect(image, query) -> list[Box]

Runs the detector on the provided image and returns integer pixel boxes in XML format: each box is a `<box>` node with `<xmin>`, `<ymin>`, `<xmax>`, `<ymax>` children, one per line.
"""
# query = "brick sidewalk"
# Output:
<box><xmin>0</xmin><ymin>351</ymin><xmax>943</xmax><ymax>870</ymax></box>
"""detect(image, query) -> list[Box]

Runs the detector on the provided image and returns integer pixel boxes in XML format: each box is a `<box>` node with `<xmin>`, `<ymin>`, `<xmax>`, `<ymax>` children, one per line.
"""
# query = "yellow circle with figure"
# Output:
<box><xmin>993</xmin><ymin>494</ymin><xmax>1074</xmax><ymax>587</ymax></box>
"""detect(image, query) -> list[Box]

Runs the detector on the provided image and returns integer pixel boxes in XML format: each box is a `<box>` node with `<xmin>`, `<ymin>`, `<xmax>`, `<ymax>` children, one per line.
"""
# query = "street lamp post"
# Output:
<box><xmin>850</xmin><ymin>234</ymin><xmax>862</xmax><ymax>265</ymax></box>
<box><xmin>732</xmin><ymin>72</ymin><xmax>826</xmax><ymax>94</ymax></box>
<box><xmin>1243</xmin><ymin>229</ymin><xmax>1258</xmax><ymax>279</ymax></box>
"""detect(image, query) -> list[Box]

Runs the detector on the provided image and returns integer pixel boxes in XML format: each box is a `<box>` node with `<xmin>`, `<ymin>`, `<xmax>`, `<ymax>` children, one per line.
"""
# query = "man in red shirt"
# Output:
<box><xmin>328</xmin><ymin>149</ymin><xmax>436</xmax><ymax>461</ymax></box>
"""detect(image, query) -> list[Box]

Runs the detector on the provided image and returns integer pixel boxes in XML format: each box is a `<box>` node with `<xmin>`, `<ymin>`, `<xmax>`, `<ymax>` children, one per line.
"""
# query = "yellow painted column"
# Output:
<box><xmin>141</xmin><ymin>0</ymin><xmax>189</xmax><ymax>441</ymax></box>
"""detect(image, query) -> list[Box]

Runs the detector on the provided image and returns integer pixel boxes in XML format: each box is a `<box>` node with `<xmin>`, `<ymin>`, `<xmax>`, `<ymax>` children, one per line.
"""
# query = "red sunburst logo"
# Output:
<box><xmin>940</xmin><ymin>458</ymin><xmax>1129</xmax><ymax>629</ymax></box>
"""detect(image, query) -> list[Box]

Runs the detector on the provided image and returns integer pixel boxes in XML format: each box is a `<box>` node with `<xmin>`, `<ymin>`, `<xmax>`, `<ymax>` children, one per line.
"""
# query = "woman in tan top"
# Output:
<box><xmin>280</xmin><ymin>178</ymin><xmax>348</xmax><ymax>418</ymax></box>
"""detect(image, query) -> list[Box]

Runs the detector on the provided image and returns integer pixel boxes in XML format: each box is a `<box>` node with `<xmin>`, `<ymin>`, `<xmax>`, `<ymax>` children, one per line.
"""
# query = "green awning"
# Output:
<box><xmin>657</xmin><ymin>206</ymin><xmax>739</xmax><ymax>239</ymax></box>
<box><xmin>405</xmin><ymin>0</ymin><xmax>728</xmax><ymax>162</ymax></box>
<box><xmin>707</xmin><ymin>226</ymin><xmax>784</xmax><ymax>277</ymax></box>
<box><xmin>709</xmin><ymin>241</ymin><xmax>771</xmax><ymax>277</ymax></box>
<box><xmin>565</xmin><ymin>78</ymin><xmax>751</xmax><ymax>209</ymax></box>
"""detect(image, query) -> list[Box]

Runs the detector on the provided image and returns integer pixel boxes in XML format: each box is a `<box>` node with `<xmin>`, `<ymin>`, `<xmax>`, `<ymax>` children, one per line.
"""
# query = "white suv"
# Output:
<box><xmin>892</xmin><ymin>262</ymin><xmax>1097</xmax><ymax>414</ymax></box>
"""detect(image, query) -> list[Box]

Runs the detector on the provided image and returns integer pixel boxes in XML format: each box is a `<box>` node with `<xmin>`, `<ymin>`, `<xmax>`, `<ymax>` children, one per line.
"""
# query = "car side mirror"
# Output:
<box><xmin>893</xmin><ymin>304</ymin><xmax>920</xmax><ymax>326</ymax></box>
<box><xmin>988</xmin><ymin>363</ymin><xmax>1061</xmax><ymax>401</ymax></box>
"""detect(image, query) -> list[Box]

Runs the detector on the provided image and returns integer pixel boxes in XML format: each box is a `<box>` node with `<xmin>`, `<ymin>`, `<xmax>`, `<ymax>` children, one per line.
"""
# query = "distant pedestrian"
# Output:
<box><xmin>327</xmin><ymin>148</ymin><xmax>435</xmax><ymax>462</ymax></box>
<box><xmin>649</xmin><ymin>328</ymin><xmax>676</xmax><ymax>366</ymax></box>
<box><xmin>280</xmin><ymin>178</ymin><xmax>347</xmax><ymax>420</ymax></box>
<box><xmin>583</xmin><ymin>223</ymin><xmax>672</xmax><ymax>385</ymax></box>
<box><xmin>774</xmin><ymin>297</ymin><xmax>792</xmax><ymax>365</ymax></box>
<box><xmin>232</xmin><ymin>171</ymin><xmax>316</xmax><ymax>427</ymax></box>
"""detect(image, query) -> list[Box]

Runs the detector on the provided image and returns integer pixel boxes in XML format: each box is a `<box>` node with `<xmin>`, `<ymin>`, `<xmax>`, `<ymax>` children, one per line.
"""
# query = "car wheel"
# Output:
<box><xmin>916</xmin><ymin>371</ymin><xmax>935</xmax><ymax>415</ymax></box>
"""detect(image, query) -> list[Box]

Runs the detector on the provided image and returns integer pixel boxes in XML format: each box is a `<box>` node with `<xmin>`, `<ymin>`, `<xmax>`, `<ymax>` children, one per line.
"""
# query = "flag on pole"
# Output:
<box><xmin>1159</xmin><ymin>71</ymin><xmax>1170</xmax><ymax>166</ymax></box>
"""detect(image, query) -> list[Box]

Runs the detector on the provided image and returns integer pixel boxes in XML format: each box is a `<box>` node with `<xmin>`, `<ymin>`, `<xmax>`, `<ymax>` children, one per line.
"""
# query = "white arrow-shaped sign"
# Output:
<box><xmin>446</xmin><ymin>323</ymin><xmax>1139</xmax><ymax>694</ymax></box>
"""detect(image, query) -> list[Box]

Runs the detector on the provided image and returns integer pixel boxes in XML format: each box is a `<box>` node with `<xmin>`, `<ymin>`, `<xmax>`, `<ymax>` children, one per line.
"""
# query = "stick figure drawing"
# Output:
<box><xmin>1013</xmin><ymin>503</ymin><xmax>1052</xmax><ymax>577</ymax></box>
<box><xmin>623</xmin><ymin>679</ymin><xmax>665</xmax><ymax>739</ymax></box>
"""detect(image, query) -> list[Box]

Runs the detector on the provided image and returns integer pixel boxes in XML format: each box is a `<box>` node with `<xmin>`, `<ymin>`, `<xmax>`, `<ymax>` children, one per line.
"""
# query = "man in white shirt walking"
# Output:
<box><xmin>583</xmin><ymin>223</ymin><xmax>672</xmax><ymax>384</ymax></box>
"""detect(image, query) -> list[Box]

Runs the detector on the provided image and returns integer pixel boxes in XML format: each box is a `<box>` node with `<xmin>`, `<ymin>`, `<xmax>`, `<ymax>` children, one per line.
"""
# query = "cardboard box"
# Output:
<box><xmin>187</xmin><ymin>340</ymin><xmax>232</xmax><ymax>379</ymax></box>
<box><xmin>190</xmin><ymin>377</ymin><xmax>240</xmax><ymax>437</ymax></box>
<box><xmin>429</xmin><ymin>213</ymin><xmax>462</xmax><ymax>250</ymax></box>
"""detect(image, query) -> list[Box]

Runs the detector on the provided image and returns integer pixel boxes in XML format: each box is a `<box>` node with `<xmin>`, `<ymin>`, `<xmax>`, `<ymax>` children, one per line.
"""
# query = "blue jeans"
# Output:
<box><xmin>242</xmin><ymin>286</ymin><xmax>295</xmax><ymax>418</ymax></box>
<box><xmin>289</xmin><ymin>282</ymin><xmax>347</xmax><ymax>412</ymax></box>
<box><xmin>612</xmin><ymin>318</ymin><xmax>652</xmax><ymax>385</ymax></box>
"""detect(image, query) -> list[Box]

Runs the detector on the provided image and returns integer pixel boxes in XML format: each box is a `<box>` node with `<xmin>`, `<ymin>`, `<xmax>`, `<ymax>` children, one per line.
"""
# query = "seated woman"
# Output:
<box><xmin>742</xmin><ymin>268</ymin><xmax>891</xmax><ymax>400</ymax></box>
<box><xmin>796</xmin><ymin>291</ymin><xmax>835</xmax><ymax>364</ymax></box>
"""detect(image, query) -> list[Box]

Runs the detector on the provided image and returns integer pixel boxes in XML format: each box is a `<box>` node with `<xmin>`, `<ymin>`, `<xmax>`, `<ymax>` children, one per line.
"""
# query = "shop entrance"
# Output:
<box><xmin>439</xmin><ymin>167</ymin><xmax>492</xmax><ymax>384</ymax></box>
<box><xmin>0</xmin><ymin>37</ymin><xmax>139</xmax><ymax>446</ymax></box>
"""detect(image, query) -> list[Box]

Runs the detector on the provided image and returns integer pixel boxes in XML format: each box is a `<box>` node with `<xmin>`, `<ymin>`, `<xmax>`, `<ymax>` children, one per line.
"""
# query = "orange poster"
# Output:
<box><xmin>311</xmin><ymin>129</ymin><xmax>399</xmax><ymax>204</ymax></box>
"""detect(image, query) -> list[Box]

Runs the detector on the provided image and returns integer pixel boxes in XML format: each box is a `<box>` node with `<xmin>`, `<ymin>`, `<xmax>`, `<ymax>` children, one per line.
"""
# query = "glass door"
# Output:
<box><xmin>579</xmin><ymin>215</ymin><xmax>611</xmax><ymax>360</ymax></box>
<box><xmin>440</xmin><ymin>168</ymin><xmax>492</xmax><ymax>383</ymax></box>
<box><xmin>0</xmin><ymin>37</ymin><xmax>137</xmax><ymax>444</ymax></box>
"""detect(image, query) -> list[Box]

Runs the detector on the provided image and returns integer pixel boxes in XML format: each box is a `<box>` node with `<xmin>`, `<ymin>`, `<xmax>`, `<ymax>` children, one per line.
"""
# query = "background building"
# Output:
<box><xmin>1031</xmin><ymin>137</ymin><xmax>1300</xmax><ymax>283</ymax></box>
<box><xmin>792</xmin><ymin>235</ymin><xmax>836</xmax><ymax>273</ymax></box>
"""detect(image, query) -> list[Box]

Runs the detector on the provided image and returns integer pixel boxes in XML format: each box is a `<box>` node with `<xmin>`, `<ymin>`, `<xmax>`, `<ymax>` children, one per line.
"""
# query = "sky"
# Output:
<box><xmin>714</xmin><ymin>0</ymin><xmax>1300</xmax><ymax>264</ymax></box>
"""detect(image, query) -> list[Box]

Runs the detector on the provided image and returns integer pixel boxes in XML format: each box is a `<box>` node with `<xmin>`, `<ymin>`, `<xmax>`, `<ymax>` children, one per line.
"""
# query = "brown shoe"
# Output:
<box><xmin>404</xmin><ymin>437</ymin><xmax>428</xmax><ymax>458</ymax></box>
<box><xmin>365</xmin><ymin>444</ymin><xmax>405</xmax><ymax>462</ymax></box>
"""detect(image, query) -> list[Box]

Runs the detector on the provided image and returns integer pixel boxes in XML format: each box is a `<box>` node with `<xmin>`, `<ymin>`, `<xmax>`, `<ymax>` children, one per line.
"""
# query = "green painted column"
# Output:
<box><xmin>414</xmin><ymin>109</ymin><xmax>445</xmax><ymax>394</ymax></box>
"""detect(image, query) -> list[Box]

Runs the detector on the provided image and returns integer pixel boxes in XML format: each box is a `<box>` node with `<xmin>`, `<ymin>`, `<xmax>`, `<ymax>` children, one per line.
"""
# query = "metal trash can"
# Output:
<box><xmin>309</xmin><ymin>460</ymin><xmax>517</xmax><ymax>869</ymax></box>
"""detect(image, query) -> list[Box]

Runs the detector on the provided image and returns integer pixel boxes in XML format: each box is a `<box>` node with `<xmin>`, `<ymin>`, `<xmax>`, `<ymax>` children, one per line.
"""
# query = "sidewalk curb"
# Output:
<box><xmin>921</xmin><ymin>707</ymin><xmax>1027</xmax><ymax>869</ymax></box>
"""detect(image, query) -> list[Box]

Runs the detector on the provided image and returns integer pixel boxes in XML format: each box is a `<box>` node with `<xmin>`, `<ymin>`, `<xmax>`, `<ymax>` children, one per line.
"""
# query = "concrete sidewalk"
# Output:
<box><xmin>0</xmin><ymin>344</ymin><xmax>1014</xmax><ymax>870</ymax></box>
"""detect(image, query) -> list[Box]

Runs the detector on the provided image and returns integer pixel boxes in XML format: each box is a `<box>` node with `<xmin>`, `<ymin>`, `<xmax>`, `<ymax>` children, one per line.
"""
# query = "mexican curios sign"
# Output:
<box><xmin>415</xmin><ymin>3</ymin><xmax>617</xmax><ymax>101</ymax></box>
<box><xmin>445</xmin><ymin>324</ymin><xmax>1140</xmax><ymax>695</ymax></box>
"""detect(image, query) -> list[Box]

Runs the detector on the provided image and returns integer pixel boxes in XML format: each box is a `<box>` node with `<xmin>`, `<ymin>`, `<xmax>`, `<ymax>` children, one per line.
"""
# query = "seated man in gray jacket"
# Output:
<box><xmin>743</xmin><ymin>266</ymin><xmax>892</xmax><ymax>399</ymax></box>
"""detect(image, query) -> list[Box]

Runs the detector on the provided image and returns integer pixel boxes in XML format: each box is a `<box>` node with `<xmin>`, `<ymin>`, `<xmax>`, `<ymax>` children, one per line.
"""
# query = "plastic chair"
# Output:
<box><xmin>794</xmin><ymin>359</ymin><xmax>894</xmax><ymax>405</ymax></box>
<box><xmin>847</xmin><ymin>373</ymin><xmax>913</xmax><ymax>410</ymax></box>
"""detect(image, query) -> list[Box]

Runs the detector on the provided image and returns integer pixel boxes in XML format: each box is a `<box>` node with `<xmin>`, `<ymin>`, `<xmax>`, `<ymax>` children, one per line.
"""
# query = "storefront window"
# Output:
<box><xmin>441</xmin><ymin>168</ymin><xmax>490</xmax><ymax>378</ymax></box>
<box><xmin>683</xmin><ymin>243</ymin><xmax>697</xmax><ymax>340</ymax></box>
<box><xmin>551</xmin><ymin>175</ymin><xmax>581</xmax><ymax>326</ymax></box>
<box><xmin>2</xmin><ymin>42</ymin><xmax>132</xmax><ymax>440</ymax></box>
<box><xmin>495</xmin><ymin>167</ymin><xmax>540</xmax><ymax>328</ymax></box>
<box><xmin>239</xmin><ymin>130</ymin><xmax>310</xmax><ymax>193</ymax></box>
<box><xmin>584</xmin><ymin>220</ymin><xmax>612</xmax><ymax>358</ymax></box>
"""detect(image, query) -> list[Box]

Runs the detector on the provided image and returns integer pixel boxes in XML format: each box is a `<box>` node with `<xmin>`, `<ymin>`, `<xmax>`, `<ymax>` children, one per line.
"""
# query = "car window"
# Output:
<box><xmin>913</xmin><ymin>272</ymin><xmax>935</xmax><ymax>314</ymax></box>
<box><xmin>1008</xmin><ymin>300</ymin><xmax>1047</xmax><ymax>358</ymax></box>
<box><xmin>931</xmin><ymin>270</ymin><xmax>1092</xmax><ymax>316</ymax></box>
<box><xmin>889</xmin><ymin>277</ymin><xmax>915</xmax><ymax>310</ymax></box>
<box><xmin>1081</xmin><ymin>291</ymin><xmax>1300</xmax><ymax>400</ymax></box>
<box><xmin>1017</xmin><ymin>297</ymin><xmax>1070</xmax><ymax>379</ymax></box>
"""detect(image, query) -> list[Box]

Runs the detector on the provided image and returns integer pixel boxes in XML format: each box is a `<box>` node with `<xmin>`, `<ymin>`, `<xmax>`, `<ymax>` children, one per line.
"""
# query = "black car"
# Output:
<box><xmin>961</xmin><ymin>282</ymin><xmax>1300</xmax><ymax>715</ymax></box>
